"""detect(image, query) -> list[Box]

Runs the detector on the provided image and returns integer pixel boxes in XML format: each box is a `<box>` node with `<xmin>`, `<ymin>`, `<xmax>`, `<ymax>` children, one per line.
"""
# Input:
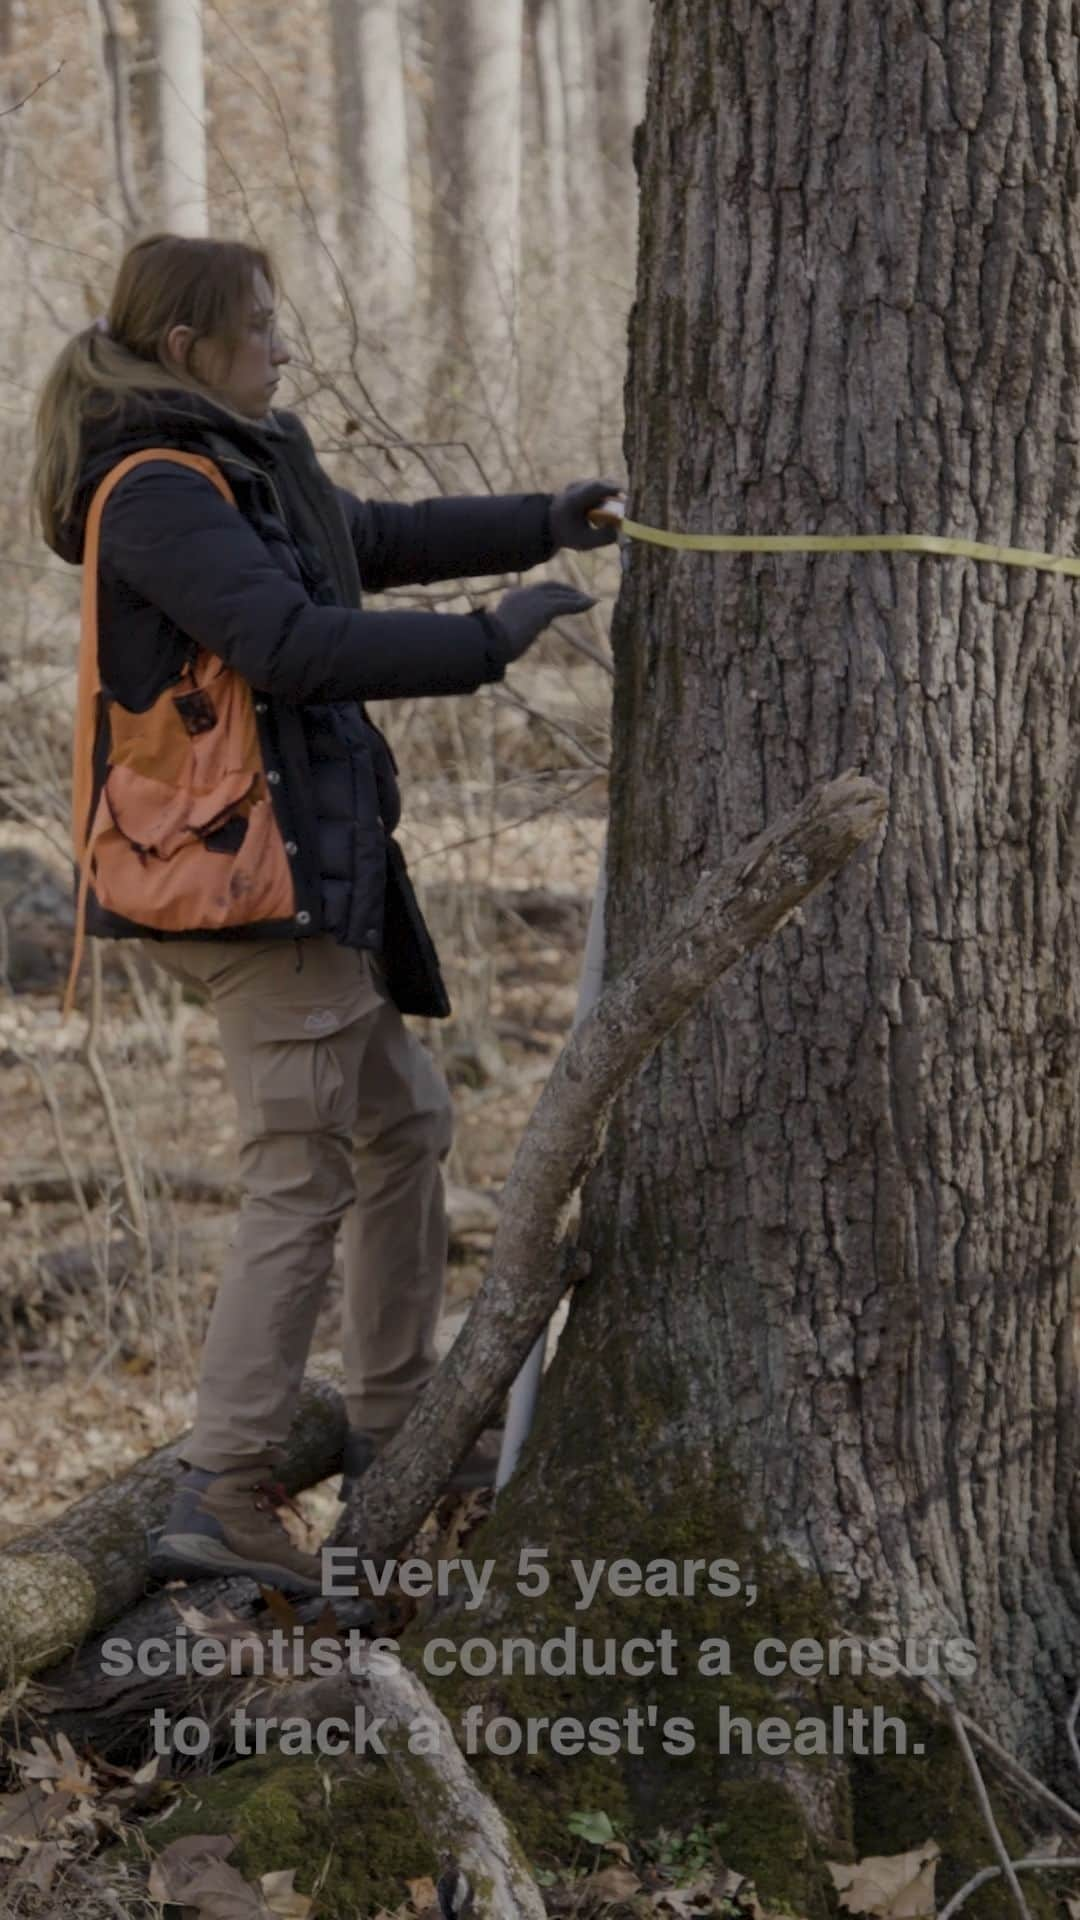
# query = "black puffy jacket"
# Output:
<box><xmin>50</xmin><ymin>389</ymin><xmax>555</xmax><ymax>995</ymax></box>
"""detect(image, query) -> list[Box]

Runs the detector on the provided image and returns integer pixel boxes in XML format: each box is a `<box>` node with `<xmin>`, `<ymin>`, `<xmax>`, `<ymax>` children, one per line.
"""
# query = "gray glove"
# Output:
<box><xmin>549</xmin><ymin>477</ymin><xmax>625</xmax><ymax>550</ymax></box>
<box><xmin>487</xmin><ymin>582</ymin><xmax>597</xmax><ymax>664</ymax></box>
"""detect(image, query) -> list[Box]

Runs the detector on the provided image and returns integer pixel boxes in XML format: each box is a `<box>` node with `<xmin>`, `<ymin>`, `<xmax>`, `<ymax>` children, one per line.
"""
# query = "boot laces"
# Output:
<box><xmin>252</xmin><ymin>1479</ymin><xmax>304</xmax><ymax>1527</ymax></box>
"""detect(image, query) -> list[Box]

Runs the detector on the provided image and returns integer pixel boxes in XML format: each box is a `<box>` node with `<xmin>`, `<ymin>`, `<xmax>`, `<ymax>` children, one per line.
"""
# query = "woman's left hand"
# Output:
<box><xmin>549</xmin><ymin>477</ymin><xmax>626</xmax><ymax>550</ymax></box>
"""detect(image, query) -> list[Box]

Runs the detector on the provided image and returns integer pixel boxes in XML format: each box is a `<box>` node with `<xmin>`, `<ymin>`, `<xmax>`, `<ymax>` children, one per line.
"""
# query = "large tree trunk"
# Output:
<box><xmin>424</xmin><ymin>0</ymin><xmax>1080</xmax><ymax>1892</ymax></box>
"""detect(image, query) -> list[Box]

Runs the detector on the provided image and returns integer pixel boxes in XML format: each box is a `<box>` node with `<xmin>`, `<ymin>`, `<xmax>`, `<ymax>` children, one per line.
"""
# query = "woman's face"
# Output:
<box><xmin>167</xmin><ymin>270</ymin><xmax>291</xmax><ymax>418</ymax></box>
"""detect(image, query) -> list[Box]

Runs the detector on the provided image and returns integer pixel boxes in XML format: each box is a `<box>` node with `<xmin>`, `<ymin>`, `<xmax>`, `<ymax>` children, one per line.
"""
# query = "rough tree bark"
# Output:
<box><xmin>457</xmin><ymin>0</ymin><xmax>1080</xmax><ymax>1860</ymax></box>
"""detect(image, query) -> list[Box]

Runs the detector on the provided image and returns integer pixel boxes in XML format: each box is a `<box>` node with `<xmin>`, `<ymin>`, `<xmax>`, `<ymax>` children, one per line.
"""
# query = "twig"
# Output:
<box><xmin>888</xmin><ymin>1657</ymin><xmax>1080</xmax><ymax>1833</ymax></box>
<box><xmin>7</xmin><ymin>1049</ymin><xmax>108</xmax><ymax>1287</ymax></box>
<box><xmin>938</xmin><ymin>1858</ymin><xmax>1080</xmax><ymax>1920</ymax></box>
<box><xmin>0</xmin><ymin>64</ymin><xmax>63</xmax><ymax>117</ymax></box>
<box><xmin>955</xmin><ymin>1707</ymin><xmax>1080</xmax><ymax>1832</ymax></box>
<box><xmin>920</xmin><ymin>1676</ymin><xmax>1031</xmax><ymax>1920</ymax></box>
<box><xmin>116</xmin><ymin>948</ymin><xmax>171</xmax><ymax>1060</ymax></box>
<box><xmin>82</xmin><ymin>942</ymin><xmax>148</xmax><ymax>1245</ymax></box>
<box><xmin>490</xmin><ymin>684</ymin><xmax>609</xmax><ymax>769</ymax></box>
<box><xmin>407</xmin><ymin>771</ymin><xmax>604</xmax><ymax>867</ymax></box>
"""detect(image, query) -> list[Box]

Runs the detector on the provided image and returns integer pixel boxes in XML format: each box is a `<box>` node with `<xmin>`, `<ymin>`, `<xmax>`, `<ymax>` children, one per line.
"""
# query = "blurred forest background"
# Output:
<box><xmin>0</xmin><ymin>0</ymin><xmax>648</xmax><ymax>1532</ymax></box>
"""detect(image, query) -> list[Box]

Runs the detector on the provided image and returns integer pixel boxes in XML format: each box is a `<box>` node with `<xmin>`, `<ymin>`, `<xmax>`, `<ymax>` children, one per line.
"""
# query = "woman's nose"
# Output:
<box><xmin>272</xmin><ymin>331</ymin><xmax>291</xmax><ymax>366</ymax></box>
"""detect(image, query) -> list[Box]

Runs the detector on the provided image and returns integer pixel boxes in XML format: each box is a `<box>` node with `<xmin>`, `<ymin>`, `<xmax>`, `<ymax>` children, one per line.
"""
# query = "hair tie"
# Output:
<box><xmin>92</xmin><ymin>315</ymin><xmax>111</xmax><ymax>336</ymax></box>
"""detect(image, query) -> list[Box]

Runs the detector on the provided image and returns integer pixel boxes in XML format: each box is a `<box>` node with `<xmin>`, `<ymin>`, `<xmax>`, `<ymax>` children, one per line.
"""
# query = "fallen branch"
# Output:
<box><xmin>0</xmin><ymin>1162</ymin><xmax>497</xmax><ymax>1240</ymax></box>
<box><xmin>335</xmin><ymin>769</ymin><xmax>887</xmax><ymax>1555</ymax></box>
<box><xmin>940</xmin><ymin>1691</ymin><xmax>1032</xmax><ymax>1920</ymax></box>
<box><xmin>938</xmin><ymin>1858</ymin><xmax>1080</xmax><ymax>1920</ymax></box>
<box><xmin>237</xmin><ymin>1658</ymin><xmax>548</xmax><ymax>1920</ymax></box>
<box><xmin>355</xmin><ymin>1653</ymin><xmax>547</xmax><ymax>1920</ymax></box>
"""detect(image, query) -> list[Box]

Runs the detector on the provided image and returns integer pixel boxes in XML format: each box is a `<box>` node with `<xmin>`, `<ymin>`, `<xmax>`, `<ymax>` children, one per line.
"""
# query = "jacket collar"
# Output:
<box><xmin>55</xmin><ymin>389</ymin><xmax>289</xmax><ymax>563</ymax></box>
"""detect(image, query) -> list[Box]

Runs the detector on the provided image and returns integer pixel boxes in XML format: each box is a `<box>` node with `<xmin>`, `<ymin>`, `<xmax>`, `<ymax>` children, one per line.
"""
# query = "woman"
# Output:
<box><xmin>33</xmin><ymin>232</ymin><xmax>622</xmax><ymax>1593</ymax></box>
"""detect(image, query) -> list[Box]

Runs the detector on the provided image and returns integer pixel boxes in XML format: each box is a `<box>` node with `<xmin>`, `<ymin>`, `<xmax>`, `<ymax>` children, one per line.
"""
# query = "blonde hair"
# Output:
<box><xmin>31</xmin><ymin>232</ymin><xmax>278</xmax><ymax>548</ymax></box>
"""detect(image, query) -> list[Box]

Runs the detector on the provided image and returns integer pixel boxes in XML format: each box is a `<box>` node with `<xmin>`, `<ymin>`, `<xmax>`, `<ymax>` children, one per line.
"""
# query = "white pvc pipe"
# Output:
<box><xmin>495</xmin><ymin>837</ymin><xmax>608</xmax><ymax>1492</ymax></box>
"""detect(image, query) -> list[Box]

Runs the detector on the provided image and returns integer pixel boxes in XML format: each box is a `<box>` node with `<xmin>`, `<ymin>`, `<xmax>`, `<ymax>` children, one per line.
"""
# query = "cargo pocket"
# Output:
<box><xmin>247</xmin><ymin>994</ymin><xmax>371</xmax><ymax>1136</ymax></box>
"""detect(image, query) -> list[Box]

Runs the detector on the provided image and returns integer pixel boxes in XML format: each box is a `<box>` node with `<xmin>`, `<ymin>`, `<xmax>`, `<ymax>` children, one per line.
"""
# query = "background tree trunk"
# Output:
<box><xmin>438</xmin><ymin>0</ymin><xmax>1080</xmax><ymax>1877</ymax></box>
<box><xmin>88</xmin><ymin>0</ymin><xmax>143</xmax><ymax>237</ymax></box>
<box><xmin>330</xmin><ymin>0</ymin><xmax>416</xmax><ymax>321</ymax></box>
<box><xmin>428</xmin><ymin>0</ymin><xmax>523</xmax><ymax>475</ymax></box>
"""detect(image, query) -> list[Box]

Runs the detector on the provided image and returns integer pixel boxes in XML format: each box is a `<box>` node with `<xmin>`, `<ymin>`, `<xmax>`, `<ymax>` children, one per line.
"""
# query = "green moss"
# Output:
<box><xmin>127</xmin><ymin>1754</ymin><xmax>433</xmax><ymax>1919</ymax></box>
<box><xmin>850</xmin><ymin>1714</ymin><xmax>1059</xmax><ymax>1920</ymax></box>
<box><xmin>406</xmin><ymin>1455</ymin><xmax>838</xmax><ymax>1910</ymax></box>
<box><xmin>705</xmin><ymin>1778</ymin><xmax>829</xmax><ymax>1918</ymax></box>
<box><xmin>402</xmin><ymin>1450</ymin><xmax>1057</xmax><ymax>1920</ymax></box>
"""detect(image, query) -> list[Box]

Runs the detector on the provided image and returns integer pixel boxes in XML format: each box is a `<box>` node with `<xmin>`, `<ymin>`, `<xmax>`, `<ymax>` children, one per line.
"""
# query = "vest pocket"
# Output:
<box><xmin>89</xmin><ymin>767</ymin><xmax>295</xmax><ymax>931</ymax></box>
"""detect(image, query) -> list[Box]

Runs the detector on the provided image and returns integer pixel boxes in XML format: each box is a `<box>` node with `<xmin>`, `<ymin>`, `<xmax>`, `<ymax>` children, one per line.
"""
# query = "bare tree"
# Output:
<box><xmin>89</xmin><ymin>0</ymin><xmax>143</xmax><ymax>235</ymax></box>
<box><xmin>428</xmin><ymin>0</ymin><xmax>524</xmax><ymax>467</ymax></box>
<box><xmin>330</xmin><ymin>0</ymin><xmax>416</xmax><ymax>320</ymax></box>
<box><xmin>130</xmin><ymin>0</ymin><xmax>207</xmax><ymax>235</ymax></box>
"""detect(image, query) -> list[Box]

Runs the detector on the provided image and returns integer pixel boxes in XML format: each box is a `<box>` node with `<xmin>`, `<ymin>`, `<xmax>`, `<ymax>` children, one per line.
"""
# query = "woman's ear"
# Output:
<box><xmin>163</xmin><ymin>322</ymin><xmax>196</xmax><ymax>372</ymax></box>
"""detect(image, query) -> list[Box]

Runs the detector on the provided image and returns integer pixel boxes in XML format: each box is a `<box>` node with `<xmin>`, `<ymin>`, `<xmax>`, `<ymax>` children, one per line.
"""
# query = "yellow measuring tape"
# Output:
<box><xmin>590</xmin><ymin>505</ymin><xmax>1080</xmax><ymax>578</ymax></box>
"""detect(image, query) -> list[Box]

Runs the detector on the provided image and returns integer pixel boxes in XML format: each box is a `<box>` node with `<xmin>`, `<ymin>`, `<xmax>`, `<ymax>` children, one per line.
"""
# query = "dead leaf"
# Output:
<box><xmin>0</xmin><ymin>1785</ymin><xmax>76</xmax><ymax>1858</ymax></box>
<box><xmin>148</xmin><ymin>1831</ymin><xmax>238</xmax><ymax>1904</ymax></box>
<box><xmin>406</xmin><ymin>1874</ymin><xmax>438</xmax><ymax>1912</ymax></box>
<box><xmin>827</xmin><ymin>1843</ymin><xmax>940</xmax><ymax>1920</ymax></box>
<box><xmin>9</xmin><ymin>1732</ymin><xmax>96</xmax><ymax>1798</ymax></box>
<box><xmin>11</xmin><ymin>1839</ymin><xmax>65</xmax><ymax>1894</ymax></box>
<box><xmin>172</xmin><ymin>1599</ymin><xmax>251</xmax><ymax>1636</ymax></box>
<box><xmin>181</xmin><ymin>1858</ymin><xmax>270</xmax><ymax>1918</ymax></box>
<box><xmin>583</xmin><ymin>1862</ymin><xmax>642</xmax><ymax>1899</ymax></box>
<box><xmin>169</xmin><ymin>1598</ymin><xmax>270</xmax><ymax>1673</ymax></box>
<box><xmin>601</xmin><ymin>1838</ymin><xmax>634</xmax><ymax>1863</ymax></box>
<box><xmin>261</xmin><ymin>1588</ymin><xmax>301</xmax><ymax>1631</ymax></box>
<box><xmin>650</xmin><ymin>1884</ymin><xmax>716</xmax><ymax>1915</ymax></box>
<box><xmin>260</xmin><ymin>1867</ymin><xmax>314</xmax><ymax>1917</ymax></box>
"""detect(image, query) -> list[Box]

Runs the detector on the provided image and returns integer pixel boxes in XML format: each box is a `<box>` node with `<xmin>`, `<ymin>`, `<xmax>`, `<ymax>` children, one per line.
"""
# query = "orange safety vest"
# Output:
<box><xmin>62</xmin><ymin>448</ymin><xmax>297</xmax><ymax>1022</ymax></box>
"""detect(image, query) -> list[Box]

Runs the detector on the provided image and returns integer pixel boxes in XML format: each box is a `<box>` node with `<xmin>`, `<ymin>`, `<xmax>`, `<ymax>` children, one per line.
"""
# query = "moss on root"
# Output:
<box><xmin>126</xmin><ymin>1753</ymin><xmax>433</xmax><ymax>1918</ymax></box>
<box><xmin>402</xmin><ymin>1455</ymin><xmax>1054</xmax><ymax>1920</ymax></box>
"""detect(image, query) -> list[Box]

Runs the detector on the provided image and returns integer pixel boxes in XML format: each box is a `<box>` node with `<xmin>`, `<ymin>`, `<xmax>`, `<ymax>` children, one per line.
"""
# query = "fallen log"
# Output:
<box><xmin>18</xmin><ymin>1584</ymin><xmax>374</xmax><ymax>1759</ymax></box>
<box><xmin>0</xmin><ymin>1375</ymin><xmax>346</xmax><ymax>1689</ymax></box>
<box><xmin>0</xmin><ymin>1162</ymin><xmax>498</xmax><ymax>1242</ymax></box>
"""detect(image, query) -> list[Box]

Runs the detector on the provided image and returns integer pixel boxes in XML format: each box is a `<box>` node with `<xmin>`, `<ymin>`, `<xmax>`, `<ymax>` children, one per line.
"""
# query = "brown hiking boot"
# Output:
<box><xmin>150</xmin><ymin>1464</ymin><xmax>323</xmax><ymax>1595</ymax></box>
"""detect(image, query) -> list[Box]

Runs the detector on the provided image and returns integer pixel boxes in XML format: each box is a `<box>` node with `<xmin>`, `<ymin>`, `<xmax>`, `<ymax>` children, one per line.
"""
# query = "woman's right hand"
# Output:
<box><xmin>488</xmin><ymin>582</ymin><xmax>597</xmax><ymax>663</ymax></box>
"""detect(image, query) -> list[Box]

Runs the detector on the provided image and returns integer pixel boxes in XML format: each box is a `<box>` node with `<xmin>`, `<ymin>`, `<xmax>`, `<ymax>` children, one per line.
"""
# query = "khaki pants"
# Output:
<box><xmin>146</xmin><ymin>933</ymin><xmax>453</xmax><ymax>1472</ymax></box>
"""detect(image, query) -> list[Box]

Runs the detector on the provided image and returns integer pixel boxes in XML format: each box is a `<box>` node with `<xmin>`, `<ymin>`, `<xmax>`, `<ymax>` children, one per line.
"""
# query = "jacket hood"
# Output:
<box><xmin>51</xmin><ymin>388</ymin><xmax>296</xmax><ymax>566</ymax></box>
